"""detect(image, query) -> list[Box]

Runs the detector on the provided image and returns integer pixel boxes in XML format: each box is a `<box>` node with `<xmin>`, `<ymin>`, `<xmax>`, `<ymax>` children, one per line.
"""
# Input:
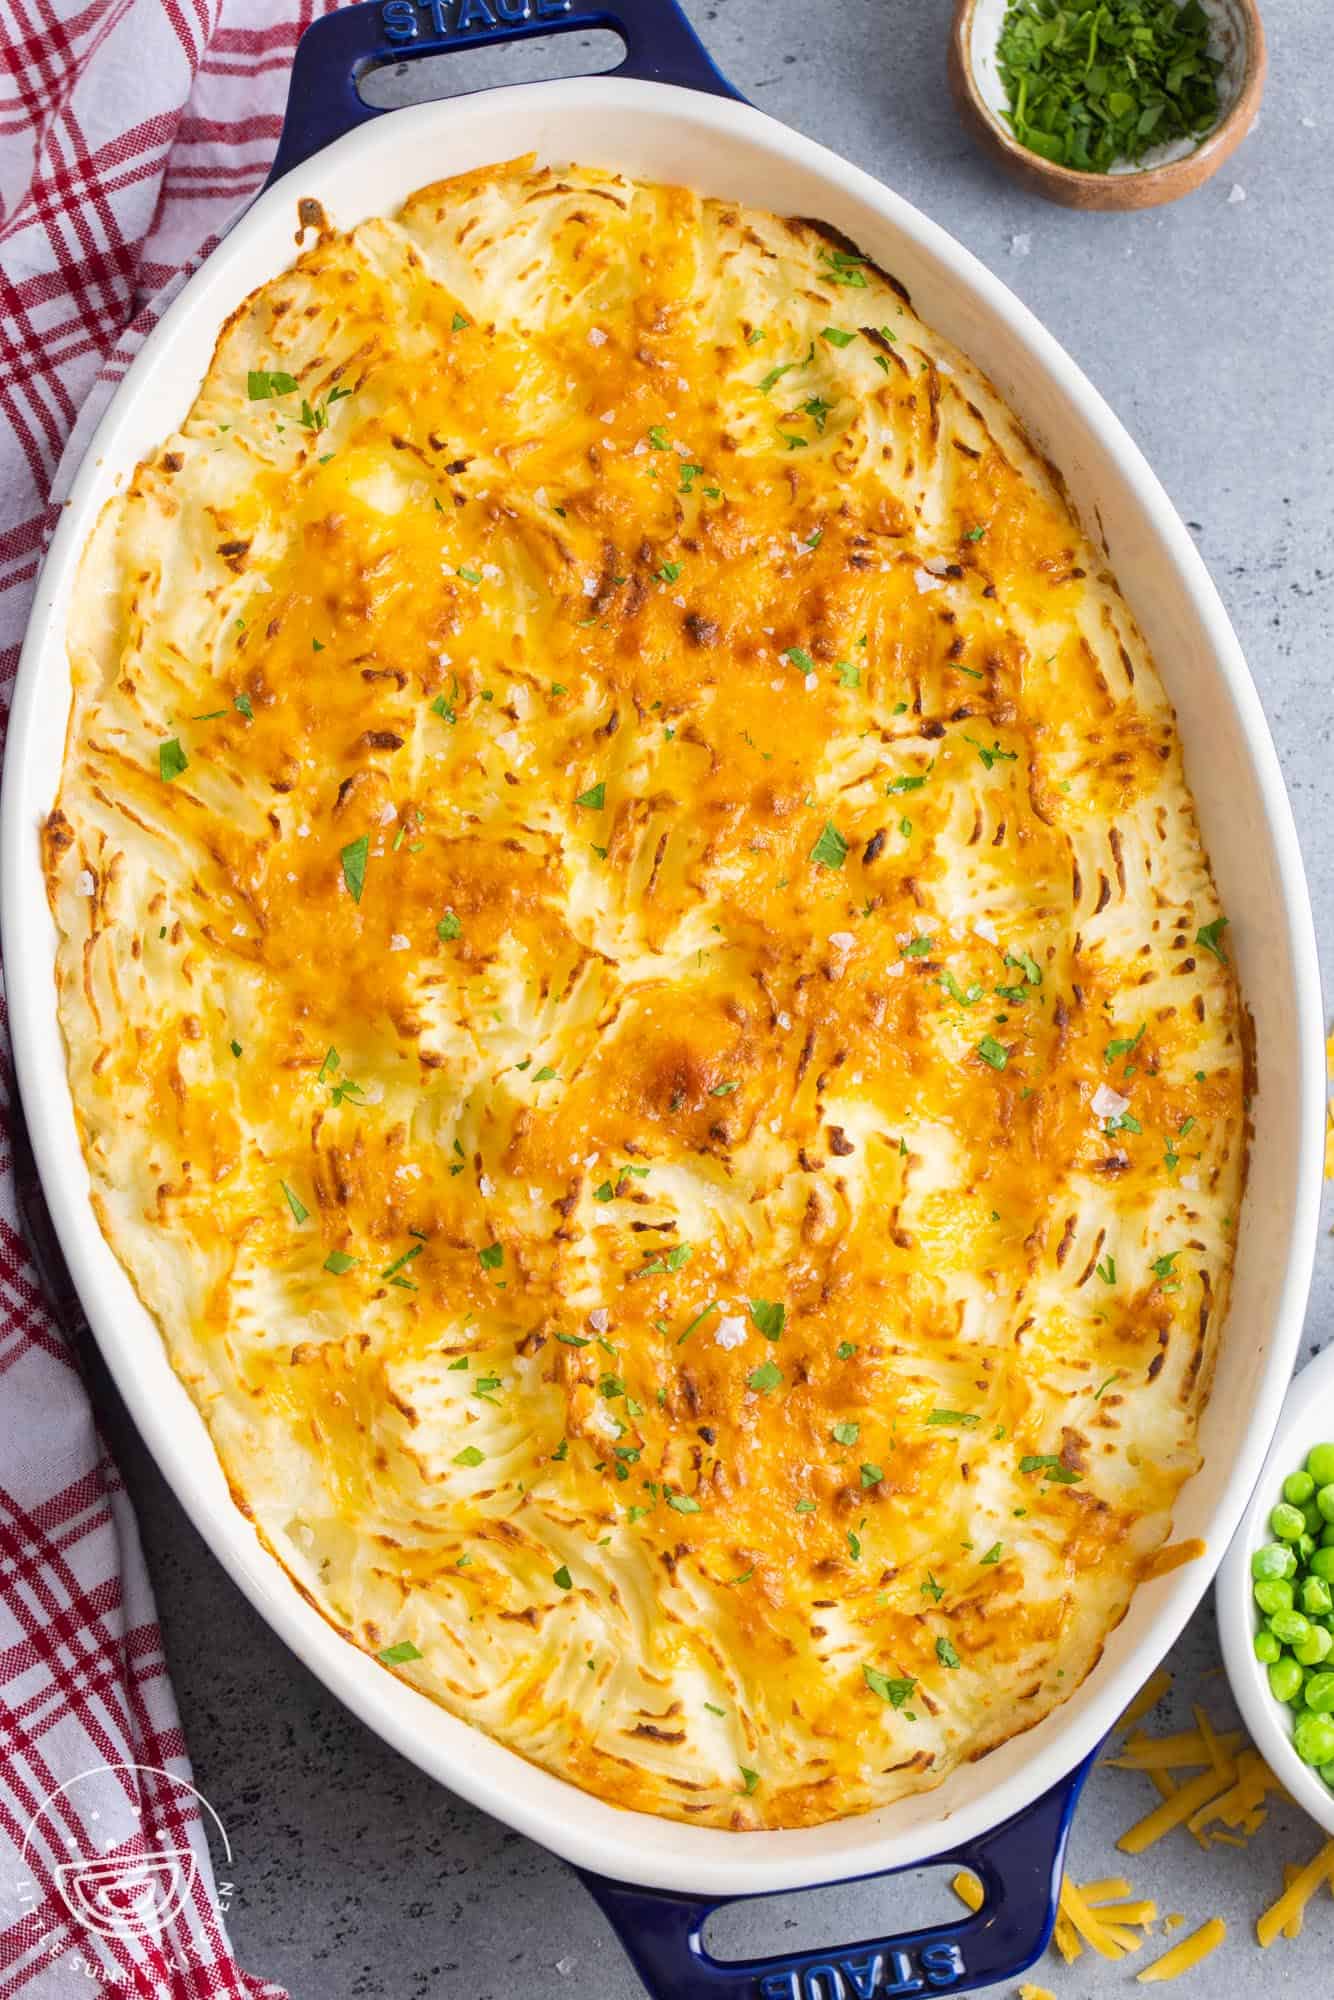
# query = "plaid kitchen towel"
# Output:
<box><xmin>0</xmin><ymin>0</ymin><xmax>341</xmax><ymax>1990</ymax></box>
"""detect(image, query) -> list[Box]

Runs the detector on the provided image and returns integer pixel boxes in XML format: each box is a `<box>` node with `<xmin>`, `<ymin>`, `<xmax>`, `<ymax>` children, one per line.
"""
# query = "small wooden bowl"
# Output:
<box><xmin>949</xmin><ymin>0</ymin><xmax>1266</xmax><ymax>210</ymax></box>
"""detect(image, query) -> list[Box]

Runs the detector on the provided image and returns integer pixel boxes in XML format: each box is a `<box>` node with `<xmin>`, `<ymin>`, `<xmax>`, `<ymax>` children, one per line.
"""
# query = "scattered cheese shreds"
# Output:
<box><xmin>1281</xmin><ymin>1863</ymin><xmax>1304</xmax><ymax>1941</ymax></box>
<box><xmin>1194</xmin><ymin>1705</ymin><xmax>1229</xmax><ymax>1779</ymax></box>
<box><xmin>951</xmin><ymin>1870</ymin><xmax>984</xmax><ymax>1914</ymax></box>
<box><xmin>1052</xmin><ymin>1910</ymin><xmax>1084</xmax><ymax>1963</ymax></box>
<box><xmin>1059</xmin><ymin>1877</ymin><xmax>1129</xmax><ymax>1959</ymax></box>
<box><xmin>1080</xmin><ymin>1876</ymin><xmax>1133</xmax><ymax>1904</ymax></box>
<box><xmin>1096</xmin><ymin>1899</ymin><xmax>1158</xmax><ymax>1927</ymax></box>
<box><xmin>1117</xmin><ymin>1667</ymin><xmax>1173</xmax><ymax>1734</ymax></box>
<box><xmin>1137</xmin><ymin>1917</ymin><xmax>1226</xmax><ymax>1982</ymax></box>
<box><xmin>1118</xmin><ymin>1763</ymin><xmax>1236</xmax><ymax>1854</ymax></box>
<box><xmin>1108</xmin><ymin>1728</ymin><xmax>1243</xmax><ymax>1772</ymax></box>
<box><xmin>1018</xmin><ymin>1986</ymin><xmax>1055</xmax><ymax>2000</ymax></box>
<box><xmin>1257</xmin><ymin>1837</ymin><xmax>1334</xmax><ymax>1947</ymax></box>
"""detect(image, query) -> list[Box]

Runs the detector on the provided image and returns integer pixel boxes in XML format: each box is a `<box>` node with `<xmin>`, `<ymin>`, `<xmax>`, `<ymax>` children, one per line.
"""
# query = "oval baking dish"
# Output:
<box><xmin>1</xmin><ymin>3</ymin><xmax>1323</xmax><ymax>1995</ymax></box>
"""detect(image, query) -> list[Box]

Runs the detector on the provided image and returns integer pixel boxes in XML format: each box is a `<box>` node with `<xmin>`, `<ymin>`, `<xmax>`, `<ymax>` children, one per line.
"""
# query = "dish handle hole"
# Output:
<box><xmin>701</xmin><ymin>1863</ymin><xmax>968</xmax><ymax>1962</ymax></box>
<box><xmin>357</xmin><ymin>27</ymin><xmax>626</xmax><ymax>108</ymax></box>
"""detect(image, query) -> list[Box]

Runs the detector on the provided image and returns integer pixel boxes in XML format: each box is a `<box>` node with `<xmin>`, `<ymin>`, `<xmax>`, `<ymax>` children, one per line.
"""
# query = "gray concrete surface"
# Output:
<box><xmin>87</xmin><ymin>1</ymin><xmax>1334</xmax><ymax>1993</ymax></box>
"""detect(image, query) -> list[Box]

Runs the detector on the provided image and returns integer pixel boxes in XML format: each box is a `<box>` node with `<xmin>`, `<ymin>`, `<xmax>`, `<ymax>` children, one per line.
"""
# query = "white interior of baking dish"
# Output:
<box><xmin>2</xmin><ymin>79</ymin><xmax>1322</xmax><ymax>1897</ymax></box>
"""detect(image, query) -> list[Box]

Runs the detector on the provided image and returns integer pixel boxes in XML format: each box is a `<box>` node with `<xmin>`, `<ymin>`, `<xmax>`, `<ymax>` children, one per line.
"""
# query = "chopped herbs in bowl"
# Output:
<box><xmin>997</xmin><ymin>0</ymin><xmax>1222</xmax><ymax>173</ymax></box>
<box><xmin>949</xmin><ymin>0</ymin><xmax>1263</xmax><ymax>209</ymax></box>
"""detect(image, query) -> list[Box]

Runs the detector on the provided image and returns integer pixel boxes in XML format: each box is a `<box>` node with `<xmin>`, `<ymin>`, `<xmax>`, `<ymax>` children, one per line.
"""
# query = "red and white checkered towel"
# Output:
<box><xmin>0</xmin><ymin>2</ymin><xmax>340</xmax><ymax>1991</ymax></box>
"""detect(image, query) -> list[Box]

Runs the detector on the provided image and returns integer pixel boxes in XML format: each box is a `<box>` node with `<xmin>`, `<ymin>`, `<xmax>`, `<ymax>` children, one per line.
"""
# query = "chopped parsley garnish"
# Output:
<box><xmin>837</xmin><ymin>1340</ymin><xmax>857</xmax><ymax>1360</ymax></box>
<box><xmin>936</xmin><ymin>1635</ymin><xmax>961</xmax><ymax>1669</ymax></box>
<box><xmin>593</xmin><ymin>1181</ymin><xmax>614</xmax><ymax>1203</ymax></box>
<box><xmin>784</xmin><ymin>646</ymin><xmax>816</xmax><ymax>672</ymax></box>
<box><xmin>739</xmin><ymin>1766</ymin><xmax>760</xmax><ymax>1794</ymax></box>
<box><xmin>749</xmin><ymin>1299</ymin><xmax>786</xmax><ymax>1341</ymax></box>
<box><xmin>552</xmin><ymin>1565</ymin><xmax>573</xmax><ymax>1590</ymax></box>
<box><xmin>927</xmin><ymin>1409</ymin><xmax>979</xmax><ymax>1428</ymax></box>
<box><xmin>1196</xmin><ymin>916</ymin><xmax>1229</xmax><ymax>963</ymax></box>
<box><xmin>832</xmin><ymin>1420</ymin><xmax>860</xmax><ymax>1445</ymax></box>
<box><xmin>158</xmin><ymin>738</ymin><xmax>188</xmax><ymax>783</ymax></box>
<box><xmin>1005</xmin><ymin>950</ymin><xmax>1042</xmax><ymax>987</ymax></box>
<box><xmin>863</xmin><ymin>1665</ymin><xmax>916</xmax><ymax>1706</ymax></box>
<box><xmin>1019</xmin><ymin>1454</ymin><xmax>1082</xmax><ymax>1484</ymax></box>
<box><xmin>453</xmin><ymin>1445</ymin><xmax>485</xmax><ymax>1467</ymax></box>
<box><xmin>921</xmin><ymin>1571</ymin><xmax>945</xmax><ymax>1604</ymax></box>
<box><xmin>647</xmin><ymin>425</ymin><xmax>670</xmax><ymax>450</ymax></box>
<box><xmin>747</xmin><ymin>1360</ymin><xmax>782</xmax><ymax>1394</ymax></box>
<box><xmin>821</xmin><ymin>326</ymin><xmax>856</xmax><ymax>347</ymax></box>
<box><xmin>677</xmin><ymin>1300</ymin><xmax>720</xmax><ymax>1345</ymax></box>
<box><xmin>1151</xmin><ymin>1250</ymin><xmax>1180</xmax><ymax>1280</ymax></box>
<box><xmin>246</xmin><ymin>369</ymin><xmax>299</xmax><ymax>399</ymax></box>
<box><xmin>966</xmin><ymin>736</ymin><xmax>1018</xmax><ymax>770</ymax></box>
<box><xmin>430</xmin><ymin>693</ymin><xmax>456</xmax><ymax>721</ymax></box>
<box><xmin>902</xmin><ymin>937</ymin><xmax>933</xmax><ymax>958</ymax></box>
<box><xmin>709</xmin><ymin>1081</ymin><xmax>738</xmax><ymax>1097</ymax></box>
<box><xmin>976</xmin><ymin>1036</ymin><xmax>1009</xmax><ymax>1071</ymax></box>
<box><xmin>575</xmin><ymin>781</ymin><xmax>606</xmax><ymax>810</ymax></box>
<box><xmin>378</xmin><ymin>1641</ymin><xmax>422</xmax><ymax>1665</ymax></box>
<box><xmin>452</xmin><ymin>312</ymin><xmax>470</xmax><ymax>331</ymax></box>
<box><xmin>886</xmin><ymin>774</ymin><xmax>926</xmax><ymax>797</ymax></box>
<box><xmin>323</xmin><ymin>1250</ymin><xmax>358</xmax><ymax>1275</ymax></box>
<box><xmin>860</xmin><ymin>1462</ymin><xmax>884</xmax><ymax>1487</ymax></box>
<box><xmin>655</xmin><ymin>560</ymin><xmax>682</xmax><ymax>583</ymax></box>
<box><xmin>666</xmin><ymin>1491</ymin><xmax>701</xmax><ymax>1514</ymax></box>
<box><xmin>980</xmin><ymin>1542</ymin><xmax>1003</xmax><ymax>1564</ymax></box>
<box><xmin>234</xmin><ymin>693</ymin><xmax>253</xmax><ymax>720</ymax></box>
<box><xmin>456</xmin><ymin>565</ymin><xmax>482</xmax><ymax>585</ymax></box>
<box><xmin>381</xmin><ymin>1243</ymin><xmax>423</xmax><ymax>1283</ymax></box>
<box><xmin>1094</xmin><ymin>1372</ymin><xmax>1124</xmax><ymax>1400</ymax></box>
<box><xmin>1105</xmin><ymin>1024</ymin><xmax>1145</xmax><ymax>1064</ymax></box>
<box><xmin>340</xmin><ymin>833</ymin><xmax>368</xmax><ymax>904</ymax></box>
<box><xmin>478</xmin><ymin>1243</ymin><xmax>504</xmax><ymax>1271</ymax></box>
<box><xmin>1095</xmin><ymin>1255</ymin><xmax>1117</xmax><ymax>1285</ymax></box>
<box><xmin>810</xmin><ymin>820</ymin><xmax>848</xmax><ymax>871</ymax></box>
<box><xmin>437</xmin><ymin>910</ymin><xmax>462</xmax><ymax>940</ymax></box>
<box><xmin>229</xmin><ymin>1039</ymin><xmax>243</xmax><ymax>1058</ymax></box>
<box><xmin>819</xmin><ymin>247</ymin><xmax>869</xmax><ymax>288</ymax></box>
<box><xmin>704</xmin><ymin>1701</ymin><xmax>726</xmax><ymax>1717</ymax></box>
<box><xmin>280</xmin><ymin>1181</ymin><xmax>308</xmax><ymax>1224</ymax></box>
<box><xmin>965</xmin><ymin>525</ymin><xmax>986</xmax><ymax>542</ymax></box>
<box><xmin>633</xmin><ymin>1243</ymin><xmax>692</xmax><ymax>1281</ymax></box>
<box><xmin>758</xmin><ymin>360</ymin><xmax>797</xmax><ymax>393</ymax></box>
<box><xmin>834</xmin><ymin>660</ymin><xmax>860</xmax><ymax>688</ymax></box>
<box><xmin>555</xmin><ymin>1332</ymin><xmax>590</xmax><ymax>1347</ymax></box>
<box><xmin>534</xmin><ymin>1065</ymin><xmax>557</xmax><ymax>1082</ymax></box>
<box><xmin>939</xmin><ymin>971</ymin><xmax>982</xmax><ymax>1006</ymax></box>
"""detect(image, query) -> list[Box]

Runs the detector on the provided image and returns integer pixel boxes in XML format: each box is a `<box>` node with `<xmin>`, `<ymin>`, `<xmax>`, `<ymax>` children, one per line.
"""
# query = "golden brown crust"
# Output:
<box><xmin>46</xmin><ymin>160</ymin><xmax>1245</xmax><ymax>1830</ymax></box>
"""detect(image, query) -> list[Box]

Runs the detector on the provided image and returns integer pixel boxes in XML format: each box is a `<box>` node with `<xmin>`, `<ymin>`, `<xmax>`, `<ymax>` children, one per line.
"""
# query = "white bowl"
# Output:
<box><xmin>1219</xmin><ymin>1342</ymin><xmax>1334</xmax><ymax>1835</ymax></box>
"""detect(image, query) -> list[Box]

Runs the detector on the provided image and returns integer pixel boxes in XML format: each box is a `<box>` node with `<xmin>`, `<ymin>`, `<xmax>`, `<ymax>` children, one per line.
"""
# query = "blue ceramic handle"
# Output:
<box><xmin>579</xmin><ymin>1752</ymin><xmax>1095</xmax><ymax>2000</ymax></box>
<box><xmin>268</xmin><ymin>0</ymin><xmax>744</xmax><ymax>185</ymax></box>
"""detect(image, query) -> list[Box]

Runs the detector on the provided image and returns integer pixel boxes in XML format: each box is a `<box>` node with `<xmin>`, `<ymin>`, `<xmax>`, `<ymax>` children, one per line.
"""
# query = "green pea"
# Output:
<box><xmin>1317</xmin><ymin>1486</ymin><xmax>1334</xmax><ymax>1526</ymax></box>
<box><xmin>1254</xmin><ymin>1628</ymin><xmax>1281</xmax><ymax>1664</ymax></box>
<box><xmin>1294</xmin><ymin>1712</ymin><xmax>1334</xmax><ymax>1767</ymax></box>
<box><xmin>1252</xmin><ymin>1542</ymin><xmax>1297</xmax><ymax>1581</ymax></box>
<box><xmin>1255</xmin><ymin>1578</ymin><xmax>1295</xmax><ymax>1616</ymax></box>
<box><xmin>1270</xmin><ymin>1656</ymin><xmax>1304</xmax><ymax>1704</ymax></box>
<box><xmin>1294</xmin><ymin>1626</ymin><xmax>1332</xmax><ymax>1666</ymax></box>
<box><xmin>1321</xmin><ymin>1761</ymin><xmax>1334</xmax><ymax>1791</ymax></box>
<box><xmin>1269</xmin><ymin>1608</ymin><xmax>1312</xmax><ymax>1646</ymax></box>
<box><xmin>1303</xmin><ymin>1576</ymin><xmax>1334</xmax><ymax>1617</ymax></box>
<box><xmin>1299</xmin><ymin>1532</ymin><xmax>1318</xmax><ymax>1563</ymax></box>
<box><xmin>1304</xmin><ymin>1671</ymin><xmax>1334</xmax><ymax>1714</ymax></box>
<box><xmin>1322</xmin><ymin>1523</ymin><xmax>1334</xmax><ymax>1548</ymax></box>
<box><xmin>1306</xmin><ymin>1444</ymin><xmax>1334</xmax><ymax>1487</ymax></box>
<box><xmin>1271</xmin><ymin>1502</ymin><xmax>1307</xmax><ymax>1542</ymax></box>
<box><xmin>1285</xmin><ymin>1469</ymin><xmax>1317</xmax><ymax>1506</ymax></box>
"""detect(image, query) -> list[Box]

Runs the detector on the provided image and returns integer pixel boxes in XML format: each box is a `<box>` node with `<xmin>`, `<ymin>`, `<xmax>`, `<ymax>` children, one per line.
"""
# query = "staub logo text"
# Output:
<box><xmin>382</xmin><ymin>0</ymin><xmax>574</xmax><ymax>38</ymax></box>
<box><xmin>758</xmin><ymin>1941</ymin><xmax>967</xmax><ymax>2000</ymax></box>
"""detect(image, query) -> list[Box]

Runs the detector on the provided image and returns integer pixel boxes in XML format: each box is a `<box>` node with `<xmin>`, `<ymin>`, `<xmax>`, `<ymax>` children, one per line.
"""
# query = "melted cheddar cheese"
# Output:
<box><xmin>46</xmin><ymin>159</ymin><xmax>1247</xmax><ymax>1830</ymax></box>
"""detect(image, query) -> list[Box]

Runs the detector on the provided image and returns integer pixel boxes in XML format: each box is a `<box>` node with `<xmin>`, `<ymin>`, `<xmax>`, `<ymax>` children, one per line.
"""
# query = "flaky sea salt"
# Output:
<box><xmin>715</xmin><ymin>1315</ymin><xmax>747</xmax><ymax>1350</ymax></box>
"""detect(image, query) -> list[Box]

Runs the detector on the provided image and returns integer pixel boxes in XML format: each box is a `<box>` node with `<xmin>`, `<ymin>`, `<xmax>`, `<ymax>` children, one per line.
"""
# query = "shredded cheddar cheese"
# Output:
<box><xmin>1256</xmin><ymin>1838</ymin><xmax>1334</xmax><ymax>1947</ymax></box>
<box><xmin>1137</xmin><ymin>1917</ymin><xmax>1225</xmax><ymax>1981</ymax></box>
